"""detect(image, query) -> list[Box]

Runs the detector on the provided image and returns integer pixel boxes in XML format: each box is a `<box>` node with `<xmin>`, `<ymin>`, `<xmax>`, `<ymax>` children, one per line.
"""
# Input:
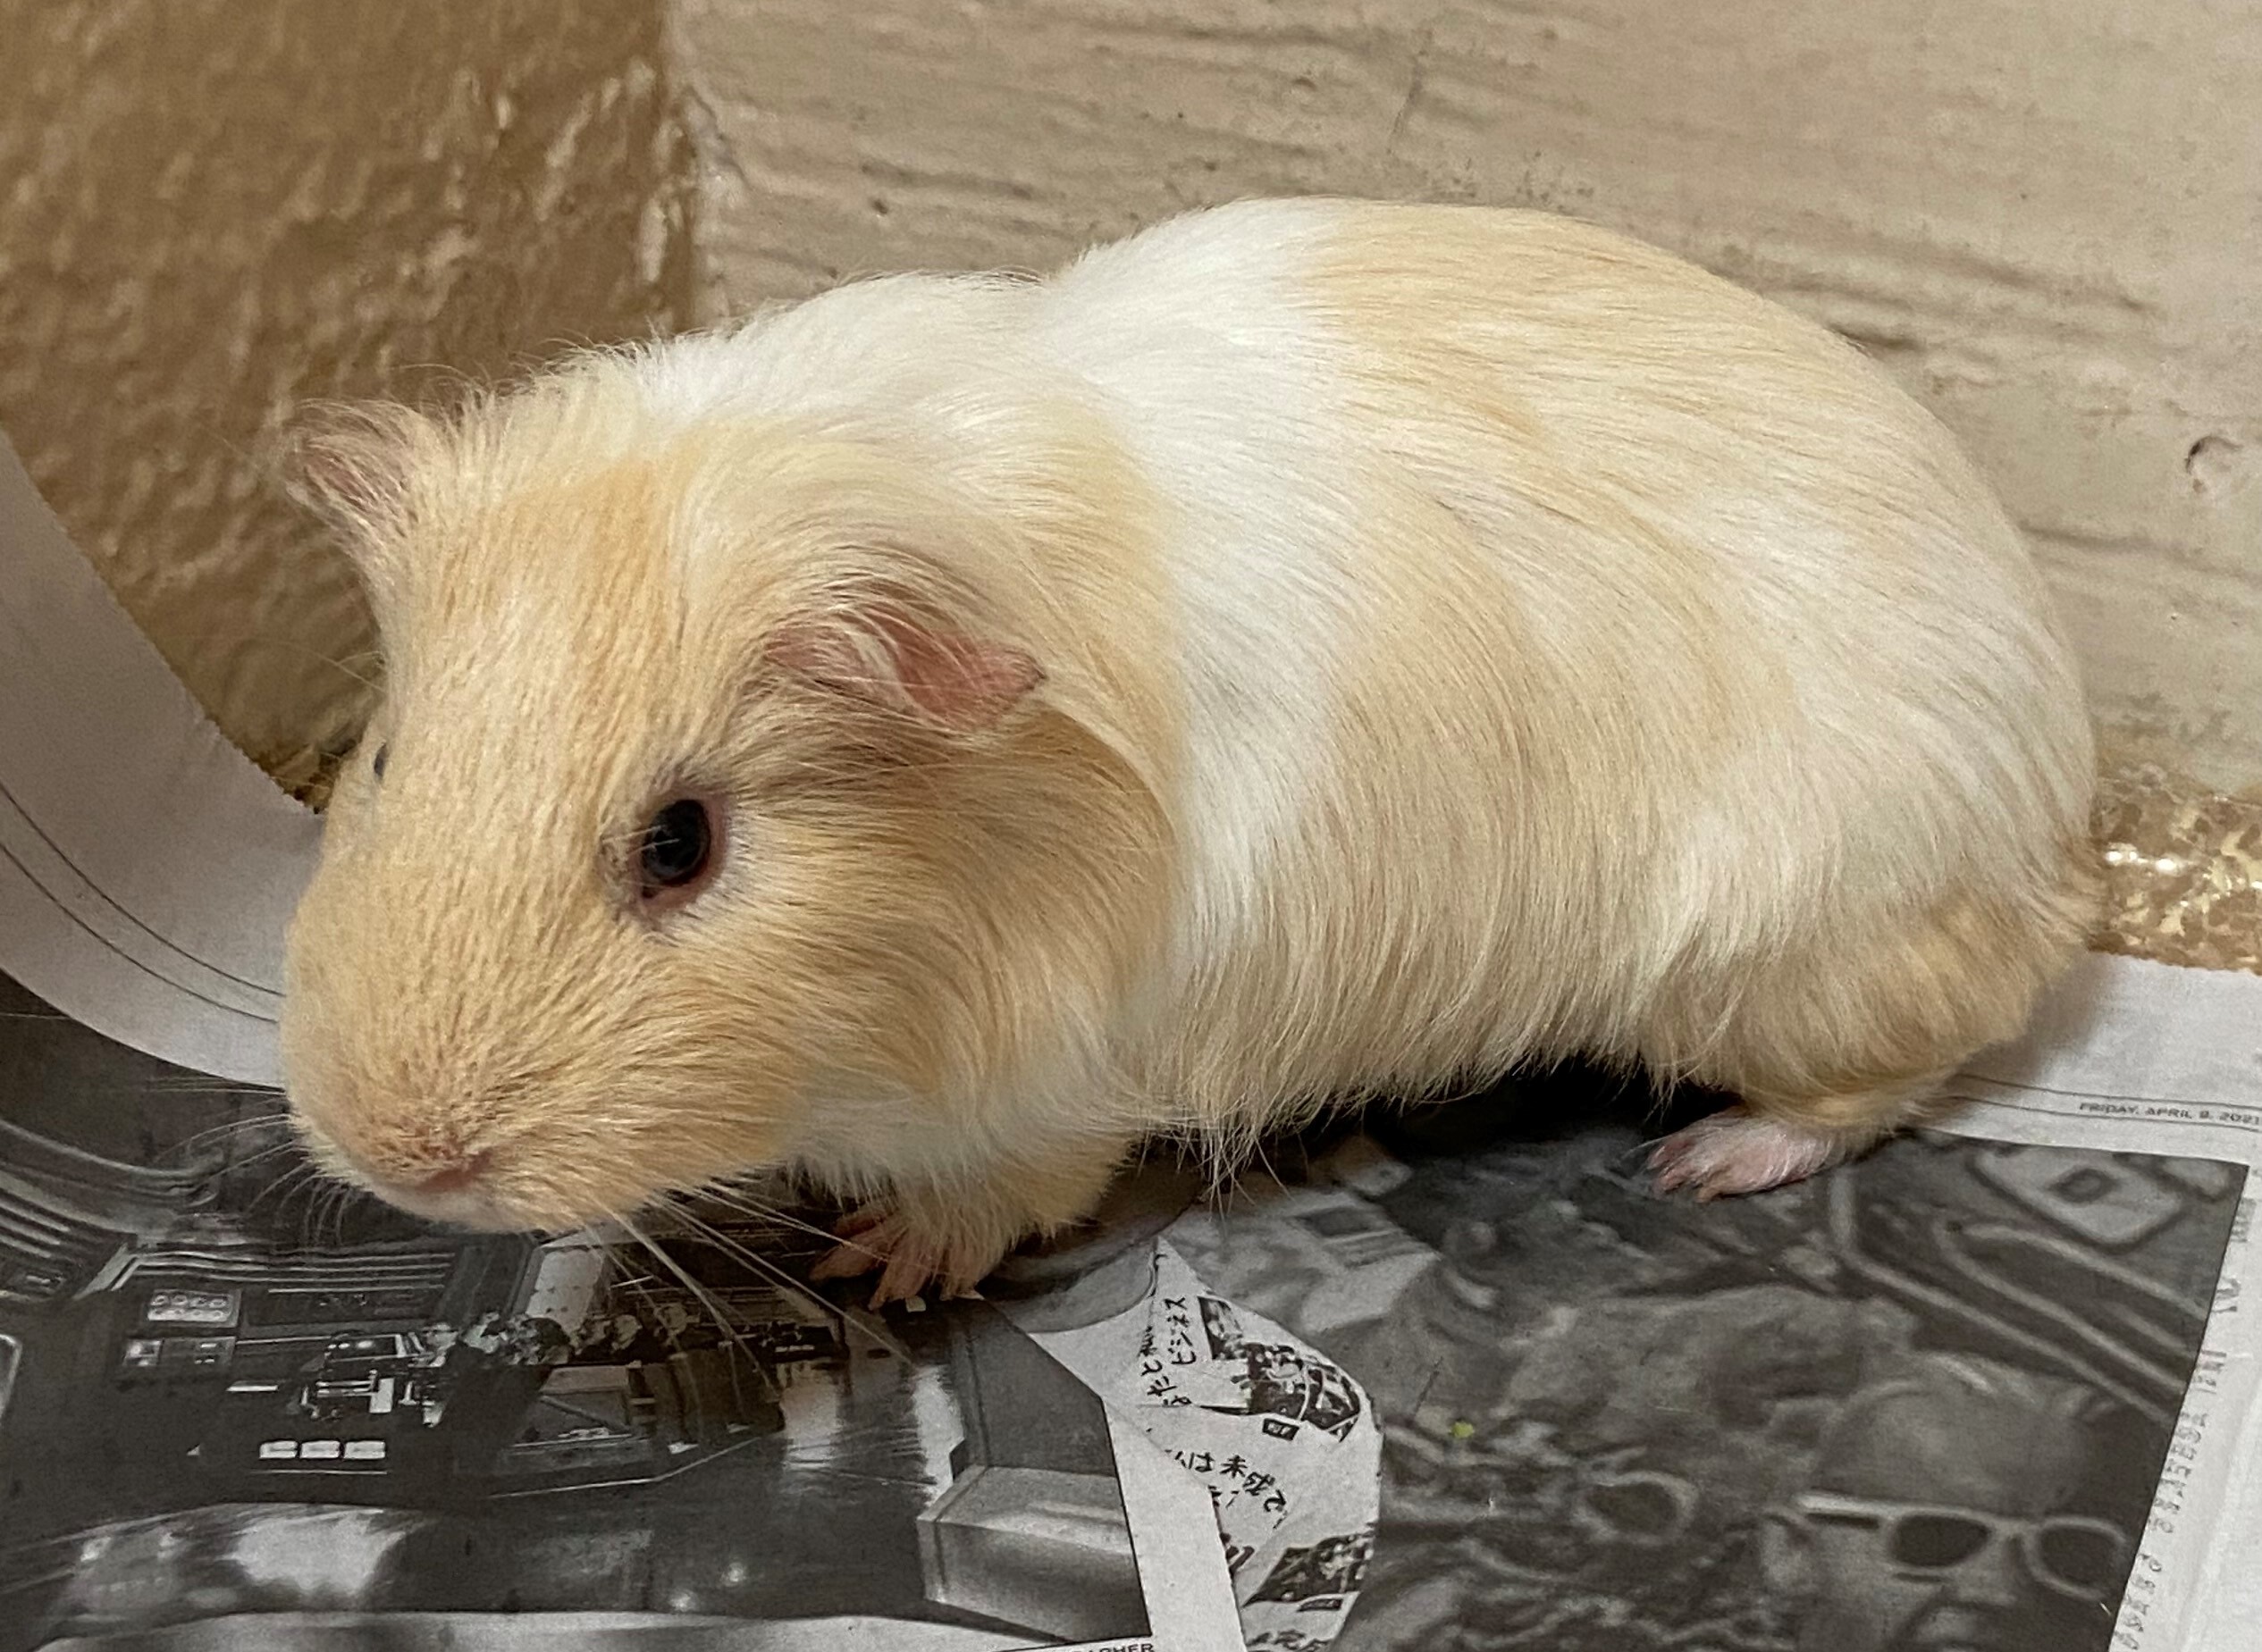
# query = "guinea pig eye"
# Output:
<box><xmin>638</xmin><ymin>798</ymin><xmax>718</xmax><ymax>903</ymax></box>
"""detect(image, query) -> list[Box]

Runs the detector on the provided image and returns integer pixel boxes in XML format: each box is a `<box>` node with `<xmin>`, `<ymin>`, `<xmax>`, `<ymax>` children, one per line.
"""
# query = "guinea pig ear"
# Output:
<box><xmin>765</xmin><ymin>597</ymin><xmax>1044</xmax><ymax>735</ymax></box>
<box><xmin>279</xmin><ymin>400</ymin><xmax>433</xmax><ymax>552</ymax></box>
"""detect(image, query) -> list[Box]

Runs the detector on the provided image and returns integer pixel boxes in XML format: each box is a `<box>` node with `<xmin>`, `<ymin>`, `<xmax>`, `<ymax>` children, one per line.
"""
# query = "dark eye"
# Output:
<box><xmin>370</xmin><ymin>742</ymin><xmax>390</xmax><ymax>782</ymax></box>
<box><xmin>639</xmin><ymin>798</ymin><xmax>716</xmax><ymax>901</ymax></box>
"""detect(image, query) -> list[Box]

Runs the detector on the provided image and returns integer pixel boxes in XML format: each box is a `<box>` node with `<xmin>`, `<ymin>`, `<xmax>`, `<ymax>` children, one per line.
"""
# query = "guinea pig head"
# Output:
<box><xmin>277</xmin><ymin>385</ymin><xmax>1161</xmax><ymax>1234</ymax></box>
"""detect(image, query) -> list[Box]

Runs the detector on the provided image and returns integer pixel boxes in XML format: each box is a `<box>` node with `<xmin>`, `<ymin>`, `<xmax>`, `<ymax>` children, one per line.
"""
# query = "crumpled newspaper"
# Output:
<box><xmin>1020</xmin><ymin>1237</ymin><xmax>1384</xmax><ymax>1652</ymax></box>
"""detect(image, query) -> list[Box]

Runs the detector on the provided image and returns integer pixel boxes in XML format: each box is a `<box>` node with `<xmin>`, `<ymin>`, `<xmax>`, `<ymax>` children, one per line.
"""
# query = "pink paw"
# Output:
<box><xmin>1647</xmin><ymin>1106</ymin><xmax>1846</xmax><ymax>1202</ymax></box>
<box><xmin>807</xmin><ymin>1201</ymin><xmax>1009</xmax><ymax>1308</ymax></box>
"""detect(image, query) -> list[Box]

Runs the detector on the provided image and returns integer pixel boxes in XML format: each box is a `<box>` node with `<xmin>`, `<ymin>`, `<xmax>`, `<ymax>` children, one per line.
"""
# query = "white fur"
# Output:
<box><xmin>1031</xmin><ymin>201</ymin><xmax>1363</xmax><ymax>966</ymax></box>
<box><xmin>635</xmin><ymin>205</ymin><xmax>1364</xmax><ymax>977</ymax></box>
<box><xmin>635</xmin><ymin>204</ymin><xmax>2090</xmax><ymax>1110</ymax></box>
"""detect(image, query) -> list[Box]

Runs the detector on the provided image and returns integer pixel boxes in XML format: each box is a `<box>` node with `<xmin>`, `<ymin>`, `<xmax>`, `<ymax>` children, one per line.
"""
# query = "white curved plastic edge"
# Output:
<box><xmin>0</xmin><ymin>429</ymin><xmax>321</xmax><ymax>1084</ymax></box>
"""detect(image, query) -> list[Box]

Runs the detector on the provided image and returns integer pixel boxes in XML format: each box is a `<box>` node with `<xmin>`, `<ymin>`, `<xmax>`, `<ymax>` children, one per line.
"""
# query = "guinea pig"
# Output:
<box><xmin>278</xmin><ymin>197</ymin><xmax>2098</xmax><ymax>1304</ymax></box>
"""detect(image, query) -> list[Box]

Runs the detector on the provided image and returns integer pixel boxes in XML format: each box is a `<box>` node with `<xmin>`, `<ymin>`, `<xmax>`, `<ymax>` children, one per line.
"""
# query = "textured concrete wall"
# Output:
<box><xmin>0</xmin><ymin>0</ymin><xmax>696</xmax><ymax>792</ymax></box>
<box><xmin>676</xmin><ymin>0</ymin><xmax>2262</xmax><ymax>790</ymax></box>
<box><xmin>10</xmin><ymin>2</ymin><xmax>2256</xmax><ymax>793</ymax></box>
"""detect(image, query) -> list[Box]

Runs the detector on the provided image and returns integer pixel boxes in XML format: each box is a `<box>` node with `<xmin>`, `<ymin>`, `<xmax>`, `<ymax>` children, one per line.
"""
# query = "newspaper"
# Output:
<box><xmin>3</xmin><ymin>420</ymin><xmax>2258</xmax><ymax>1651</ymax></box>
<box><xmin>0</xmin><ymin>994</ymin><xmax>1240</xmax><ymax>1651</ymax></box>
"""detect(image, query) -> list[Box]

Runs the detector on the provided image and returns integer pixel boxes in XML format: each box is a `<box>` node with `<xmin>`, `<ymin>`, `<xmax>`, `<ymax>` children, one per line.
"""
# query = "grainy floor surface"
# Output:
<box><xmin>2096</xmin><ymin>763</ymin><xmax>2262</xmax><ymax>976</ymax></box>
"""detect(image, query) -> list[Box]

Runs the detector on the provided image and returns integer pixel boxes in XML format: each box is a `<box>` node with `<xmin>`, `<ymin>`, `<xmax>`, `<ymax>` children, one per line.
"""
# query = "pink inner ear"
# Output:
<box><xmin>290</xmin><ymin>407</ymin><xmax>418</xmax><ymax>532</ymax></box>
<box><xmin>879</xmin><ymin>613</ymin><xmax>1046</xmax><ymax>732</ymax></box>
<box><xmin>769</xmin><ymin>608</ymin><xmax>1043</xmax><ymax>734</ymax></box>
<box><xmin>299</xmin><ymin>438</ymin><xmax>380</xmax><ymax>520</ymax></box>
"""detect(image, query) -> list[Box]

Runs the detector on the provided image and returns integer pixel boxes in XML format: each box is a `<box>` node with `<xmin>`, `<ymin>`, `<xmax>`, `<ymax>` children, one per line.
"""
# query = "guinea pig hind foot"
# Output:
<box><xmin>1645</xmin><ymin>1077</ymin><xmax>1944</xmax><ymax>1203</ymax></box>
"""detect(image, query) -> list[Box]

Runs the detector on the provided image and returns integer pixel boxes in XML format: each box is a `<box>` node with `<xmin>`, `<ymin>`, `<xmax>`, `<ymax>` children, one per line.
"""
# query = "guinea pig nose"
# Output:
<box><xmin>406</xmin><ymin>1151</ymin><xmax>494</xmax><ymax>1196</ymax></box>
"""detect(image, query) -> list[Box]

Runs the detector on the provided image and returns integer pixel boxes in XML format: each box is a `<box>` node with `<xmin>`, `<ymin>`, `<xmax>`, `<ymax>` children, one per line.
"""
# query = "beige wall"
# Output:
<box><xmin>0</xmin><ymin>0</ymin><xmax>695</xmax><ymax>792</ymax></box>
<box><xmin>5</xmin><ymin>2</ymin><xmax>2256</xmax><ymax>793</ymax></box>
<box><xmin>677</xmin><ymin>0</ymin><xmax>2262</xmax><ymax>791</ymax></box>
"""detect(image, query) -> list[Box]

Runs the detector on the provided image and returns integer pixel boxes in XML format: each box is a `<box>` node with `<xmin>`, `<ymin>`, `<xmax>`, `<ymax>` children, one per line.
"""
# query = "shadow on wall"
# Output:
<box><xmin>0</xmin><ymin>0</ymin><xmax>700</xmax><ymax>794</ymax></box>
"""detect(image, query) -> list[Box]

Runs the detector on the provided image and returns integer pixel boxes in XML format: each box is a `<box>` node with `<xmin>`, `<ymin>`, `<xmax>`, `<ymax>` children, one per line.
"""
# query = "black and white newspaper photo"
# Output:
<box><xmin>1165</xmin><ymin>1097</ymin><xmax>2241</xmax><ymax>1652</ymax></box>
<box><xmin>0</xmin><ymin>970</ymin><xmax>1237</xmax><ymax>1652</ymax></box>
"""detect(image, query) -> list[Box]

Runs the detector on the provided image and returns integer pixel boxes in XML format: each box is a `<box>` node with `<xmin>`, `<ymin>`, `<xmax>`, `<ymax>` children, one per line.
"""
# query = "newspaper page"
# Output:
<box><xmin>1157</xmin><ymin>977</ymin><xmax>2250</xmax><ymax>1652</ymax></box>
<box><xmin>4</xmin><ymin>418</ymin><xmax>2259</xmax><ymax>1651</ymax></box>
<box><xmin>0</xmin><ymin>966</ymin><xmax>1240</xmax><ymax>1652</ymax></box>
<box><xmin>7</xmin><ymin>952</ymin><xmax>2248</xmax><ymax>1652</ymax></box>
<box><xmin>1944</xmin><ymin>955</ymin><xmax>2262</xmax><ymax>1652</ymax></box>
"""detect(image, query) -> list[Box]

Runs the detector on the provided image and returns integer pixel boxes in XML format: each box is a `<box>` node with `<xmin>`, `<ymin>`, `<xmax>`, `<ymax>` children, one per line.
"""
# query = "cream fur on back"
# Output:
<box><xmin>284</xmin><ymin>199</ymin><xmax>2095</xmax><ymax>1257</ymax></box>
<box><xmin>635</xmin><ymin>197</ymin><xmax>2093</xmax><ymax>1161</ymax></box>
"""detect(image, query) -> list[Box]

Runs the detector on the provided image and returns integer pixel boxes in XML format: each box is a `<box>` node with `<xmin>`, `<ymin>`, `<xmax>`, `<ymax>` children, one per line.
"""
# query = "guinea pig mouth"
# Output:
<box><xmin>357</xmin><ymin>1159</ymin><xmax>634</xmax><ymax>1236</ymax></box>
<box><xmin>291</xmin><ymin>1100</ymin><xmax>744</xmax><ymax>1239</ymax></box>
<box><xmin>367</xmin><ymin>1167</ymin><xmax>531</xmax><ymax>1232</ymax></box>
<box><xmin>297</xmin><ymin>1127</ymin><xmax>580</xmax><ymax>1235</ymax></box>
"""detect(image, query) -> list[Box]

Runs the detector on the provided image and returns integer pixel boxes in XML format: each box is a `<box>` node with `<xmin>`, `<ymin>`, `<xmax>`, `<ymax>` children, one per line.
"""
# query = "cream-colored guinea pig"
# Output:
<box><xmin>280</xmin><ymin>198</ymin><xmax>2098</xmax><ymax>1304</ymax></box>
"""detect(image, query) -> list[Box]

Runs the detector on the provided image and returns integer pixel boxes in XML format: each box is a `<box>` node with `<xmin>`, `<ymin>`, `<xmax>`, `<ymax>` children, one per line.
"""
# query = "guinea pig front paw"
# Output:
<box><xmin>808</xmin><ymin>1199</ymin><xmax>1022</xmax><ymax>1309</ymax></box>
